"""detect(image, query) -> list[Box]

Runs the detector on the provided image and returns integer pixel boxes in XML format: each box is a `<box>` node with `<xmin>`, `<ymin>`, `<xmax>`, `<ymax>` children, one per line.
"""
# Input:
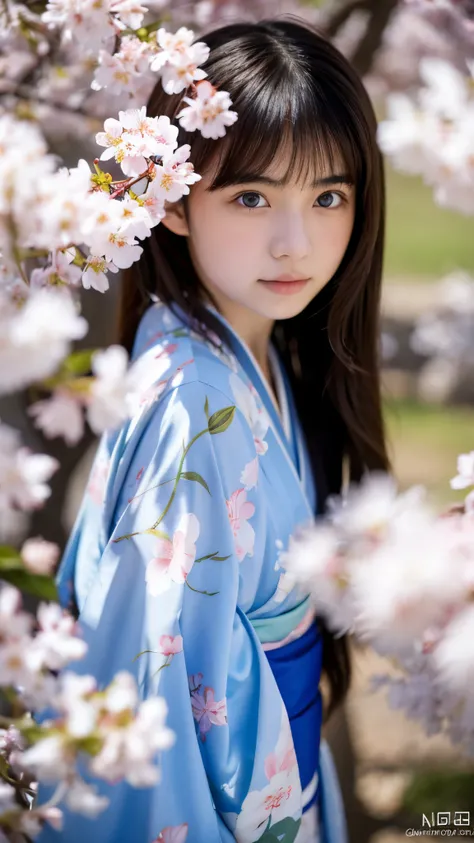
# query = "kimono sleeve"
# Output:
<box><xmin>36</xmin><ymin>380</ymin><xmax>304</xmax><ymax>843</ymax></box>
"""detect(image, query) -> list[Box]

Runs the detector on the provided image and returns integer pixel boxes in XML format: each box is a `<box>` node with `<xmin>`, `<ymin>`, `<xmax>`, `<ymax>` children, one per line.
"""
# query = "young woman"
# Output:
<box><xmin>37</xmin><ymin>16</ymin><xmax>390</xmax><ymax>843</ymax></box>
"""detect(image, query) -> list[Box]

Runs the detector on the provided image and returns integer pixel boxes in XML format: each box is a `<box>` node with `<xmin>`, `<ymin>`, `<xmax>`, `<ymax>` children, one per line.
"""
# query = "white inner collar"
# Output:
<box><xmin>268</xmin><ymin>344</ymin><xmax>291</xmax><ymax>442</ymax></box>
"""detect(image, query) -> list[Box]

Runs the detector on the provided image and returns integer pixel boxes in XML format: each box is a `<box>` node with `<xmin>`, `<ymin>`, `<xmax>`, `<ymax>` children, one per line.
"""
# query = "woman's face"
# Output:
<box><xmin>161</xmin><ymin>141</ymin><xmax>356</xmax><ymax>339</ymax></box>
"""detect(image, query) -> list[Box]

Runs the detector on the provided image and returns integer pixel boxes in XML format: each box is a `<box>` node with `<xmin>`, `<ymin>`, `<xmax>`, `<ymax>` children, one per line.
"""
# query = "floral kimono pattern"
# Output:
<box><xmin>35</xmin><ymin>300</ymin><xmax>347</xmax><ymax>843</ymax></box>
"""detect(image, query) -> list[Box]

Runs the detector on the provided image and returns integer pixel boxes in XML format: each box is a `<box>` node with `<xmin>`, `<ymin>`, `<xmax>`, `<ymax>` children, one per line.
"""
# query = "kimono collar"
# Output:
<box><xmin>200</xmin><ymin>302</ymin><xmax>309</xmax><ymax>494</ymax></box>
<box><xmin>138</xmin><ymin>299</ymin><xmax>314</xmax><ymax>514</ymax></box>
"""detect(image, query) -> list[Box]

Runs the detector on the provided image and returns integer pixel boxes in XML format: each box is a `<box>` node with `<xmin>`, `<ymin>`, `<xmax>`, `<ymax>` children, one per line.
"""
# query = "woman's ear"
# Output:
<box><xmin>160</xmin><ymin>199</ymin><xmax>190</xmax><ymax>237</ymax></box>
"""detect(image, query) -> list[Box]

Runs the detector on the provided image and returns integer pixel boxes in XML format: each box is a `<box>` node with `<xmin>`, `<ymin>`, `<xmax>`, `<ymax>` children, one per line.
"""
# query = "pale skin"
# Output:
<box><xmin>160</xmin><ymin>142</ymin><xmax>356</xmax><ymax>402</ymax></box>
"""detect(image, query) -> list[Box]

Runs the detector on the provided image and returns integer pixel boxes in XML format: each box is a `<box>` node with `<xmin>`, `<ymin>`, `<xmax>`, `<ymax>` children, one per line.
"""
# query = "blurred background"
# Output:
<box><xmin>1</xmin><ymin>0</ymin><xmax>473</xmax><ymax>839</ymax></box>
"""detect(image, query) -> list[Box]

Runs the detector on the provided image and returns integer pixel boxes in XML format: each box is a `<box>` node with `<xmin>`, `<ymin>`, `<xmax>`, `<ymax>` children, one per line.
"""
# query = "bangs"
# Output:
<box><xmin>187</xmin><ymin>72</ymin><xmax>362</xmax><ymax>192</ymax></box>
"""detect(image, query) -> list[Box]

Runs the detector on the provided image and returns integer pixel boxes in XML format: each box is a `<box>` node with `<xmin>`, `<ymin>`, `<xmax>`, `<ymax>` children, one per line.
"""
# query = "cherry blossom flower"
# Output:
<box><xmin>56</xmin><ymin>673</ymin><xmax>98</xmax><ymax>738</ymax></box>
<box><xmin>32</xmin><ymin>602</ymin><xmax>88</xmax><ymax>671</ymax></box>
<box><xmin>30</xmin><ymin>249</ymin><xmax>82</xmax><ymax>290</ymax></box>
<box><xmin>28</xmin><ymin>390</ymin><xmax>85</xmax><ymax>446</ymax></box>
<box><xmin>65</xmin><ymin>778</ymin><xmax>109</xmax><ymax>819</ymax></box>
<box><xmin>146</xmin><ymin>512</ymin><xmax>200</xmax><ymax>595</ymax></box>
<box><xmin>82</xmin><ymin>192</ymin><xmax>145</xmax><ymax>268</ymax></box>
<box><xmin>33</xmin><ymin>162</ymin><xmax>92</xmax><ymax>251</ymax></box>
<box><xmin>0</xmin><ymin>287</ymin><xmax>88</xmax><ymax>395</ymax></box>
<box><xmin>92</xmin><ymin>40</ymin><xmax>152</xmax><ymax>96</ymax></box>
<box><xmin>95</xmin><ymin>109</ymin><xmax>178</xmax><ymax>176</ymax></box>
<box><xmin>82</xmin><ymin>255</ymin><xmax>119</xmax><ymax>293</ymax></box>
<box><xmin>226</xmin><ymin>488</ymin><xmax>255</xmax><ymax>561</ymax></box>
<box><xmin>0</xmin><ymin>725</ymin><xmax>24</xmax><ymax>757</ymax></box>
<box><xmin>0</xmin><ymin>585</ymin><xmax>32</xmax><ymax>640</ymax></box>
<box><xmin>419</xmin><ymin>56</ymin><xmax>473</xmax><ymax>121</ymax></box>
<box><xmin>0</xmin><ymin>639</ymin><xmax>37</xmax><ymax>689</ymax></box>
<box><xmin>18</xmin><ymin>803</ymin><xmax>63</xmax><ymax>838</ymax></box>
<box><xmin>178</xmin><ymin>80</ymin><xmax>239</xmax><ymax>139</ymax></box>
<box><xmin>0</xmin><ymin>263</ymin><xmax>29</xmax><ymax>307</ymax></box>
<box><xmin>350</xmin><ymin>517</ymin><xmax>467</xmax><ymax>650</ymax></box>
<box><xmin>42</xmin><ymin>0</ymin><xmax>115</xmax><ymax>48</ymax></box>
<box><xmin>0</xmin><ymin>423</ymin><xmax>59</xmax><ymax>513</ymax></box>
<box><xmin>90</xmin><ymin>694</ymin><xmax>175</xmax><ymax>786</ymax></box>
<box><xmin>120</xmin><ymin>109</ymin><xmax>178</xmax><ymax>154</ymax></box>
<box><xmin>281</xmin><ymin>525</ymin><xmax>353</xmax><ymax>634</ymax></box>
<box><xmin>11</xmin><ymin>666</ymin><xmax>175</xmax><ymax>794</ymax></box>
<box><xmin>450</xmin><ymin>450</ymin><xmax>474</xmax><ymax>490</ymax></box>
<box><xmin>109</xmin><ymin>0</ymin><xmax>147</xmax><ymax>30</ymax></box>
<box><xmin>433</xmin><ymin>605</ymin><xmax>474</xmax><ymax>694</ymax></box>
<box><xmin>141</xmin><ymin>189</ymin><xmax>167</xmax><ymax>225</ymax></box>
<box><xmin>325</xmin><ymin>470</ymin><xmax>401</xmax><ymax>539</ymax></box>
<box><xmin>0</xmin><ymin>118</ymin><xmax>54</xmax><ymax>249</ymax></box>
<box><xmin>103</xmin><ymin>230</ymin><xmax>143</xmax><ymax>268</ymax></box>
<box><xmin>150</xmin><ymin>26</ymin><xmax>210</xmax><ymax>94</ymax></box>
<box><xmin>81</xmin><ymin>193</ymin><xmax>123</xmax><ymax>253</ymax></box>
<box><xmin>102</xmin><ymin>670</ymin><xmax>138</xmax><ymax>714</ymax></box>
<box><xmin>21</xmin><ymin>536</ymin><xmax>60</xmax><ymax>576</ymax></box>
<box><xmin>118</xmin><ymin>195</ymin><xmax>153</xmax><ymax>240</ymax></box>
<box><xmin>377</xmin><ymin>59</ymin><xmax>474</xmax><ymax>214</ymax></box>
<box><xmin>146</xmin><ymin>144</ymin><xmax>201</xmax><ymax>203</ymax></box>
<box><xmin>87</xmin><ymin>344</ymin><xmax>132</xmax><ymax>432</ymax></box>
<box><xmin>15</xmin><ymin>732</ymin><xmax>76</xmax><ymax>786</ymax></box>
<box><xmin>0</xmin><ymin>24</ymin><xmax>239</xmax><ymax>823</ymax></box>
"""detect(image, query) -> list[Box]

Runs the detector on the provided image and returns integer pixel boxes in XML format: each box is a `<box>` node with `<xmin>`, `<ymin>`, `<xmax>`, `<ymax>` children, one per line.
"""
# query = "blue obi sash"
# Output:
<box><xmin>250</xmin><ymin>608</ymin><xmax>323</xmax><ymax>815</ymax></box>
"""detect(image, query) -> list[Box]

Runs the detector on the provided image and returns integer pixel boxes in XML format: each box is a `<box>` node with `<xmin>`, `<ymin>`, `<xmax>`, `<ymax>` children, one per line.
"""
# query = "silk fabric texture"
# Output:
<box><xmin>35</xmin><ymin>299</ymin><xmax>349</xmax><ymax>843</ymax></box>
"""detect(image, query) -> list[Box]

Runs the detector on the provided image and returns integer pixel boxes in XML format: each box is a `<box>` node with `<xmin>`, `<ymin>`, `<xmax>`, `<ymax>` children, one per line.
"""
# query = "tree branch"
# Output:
<box><xmin>323</xmin><ymin>0</ymin><xmax>402</xmax><ymax>77</ymax></box>
<box><xmin>324</xmin><ymin>0</ymin><xmax>371</xmax><ymax>39</ymax></box>
<box><xmin>351</xmin><ymin>0</ymin><xmax>401</xmax><ymax>77</ymax></box>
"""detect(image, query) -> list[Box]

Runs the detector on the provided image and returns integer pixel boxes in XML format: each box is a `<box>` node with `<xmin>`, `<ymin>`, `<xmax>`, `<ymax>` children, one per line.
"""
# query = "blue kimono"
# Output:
<box><xmin>35</xmin><ymin>299</ymin><xmax>348</xmax><ymax>843</ymax></box>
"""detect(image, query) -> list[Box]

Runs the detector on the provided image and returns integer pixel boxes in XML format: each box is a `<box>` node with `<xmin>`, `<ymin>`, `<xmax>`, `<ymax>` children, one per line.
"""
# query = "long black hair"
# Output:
<box><xmin>117</xmin><ymin>16</ymin><xmax>391</xmax><ymax>721</ymax></box>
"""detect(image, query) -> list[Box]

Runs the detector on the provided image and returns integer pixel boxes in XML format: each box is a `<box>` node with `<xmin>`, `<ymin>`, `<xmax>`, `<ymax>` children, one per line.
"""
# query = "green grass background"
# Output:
<box><xmin>379</xmin><ymin>159</ymin><xmax>474</xmax><ymax>811</ymax></box>
<box><xmin>384</xmin><ymin>166</ymin><xmax>474</xmax><ymax>279</ymax></box>
<box><xmin>381</xmin><ymin>161</ymin><xmax>474</xmax><ymax>500</ymax></box>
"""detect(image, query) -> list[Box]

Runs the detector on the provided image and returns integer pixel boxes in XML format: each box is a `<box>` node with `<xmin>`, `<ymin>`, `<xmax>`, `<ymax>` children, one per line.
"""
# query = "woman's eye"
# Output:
<box><xmin>234</xmin><ymin>190</ymin><xmax>346</xmax><ymax>210</ymax></box>
<box><xmin>235</xmin><ymin>192</ymin><xmax>267</xmax><ymax>209</ymax></box>
<box><xmin>316</xmin><ymin>191</ymin><xmax>344</xmax><ymax>209</ymax></box>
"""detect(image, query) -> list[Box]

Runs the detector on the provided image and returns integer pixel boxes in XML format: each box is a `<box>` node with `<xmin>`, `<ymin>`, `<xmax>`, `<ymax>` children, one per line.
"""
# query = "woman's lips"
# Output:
<box><xmin>258</xmin><ymin>278</ymin><xmax>310</xmax><ymax>295</ymax></box>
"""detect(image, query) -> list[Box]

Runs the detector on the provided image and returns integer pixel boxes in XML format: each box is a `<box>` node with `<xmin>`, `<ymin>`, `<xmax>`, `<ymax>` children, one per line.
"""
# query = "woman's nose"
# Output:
<box><xmin>269</xmin><ymin>215</ymin><xmax>311</xmax><ymax>261</ymax></box>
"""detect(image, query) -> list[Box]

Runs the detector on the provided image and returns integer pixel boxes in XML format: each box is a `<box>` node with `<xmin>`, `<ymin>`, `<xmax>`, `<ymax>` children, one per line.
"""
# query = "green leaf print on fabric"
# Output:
<box><xmin>253</xmin><ymin>815</ymin><xmax>302</xmax><ymax>843</ymax></box>
<box><xmin>113</xmin><ymin>398</ymin><xmax>236</xmax><ymax>543</ymax></box>
<box><xmin>179</xmin><ymin>471</ymin><xmax>211</xmax><ymax>495</ymax></box>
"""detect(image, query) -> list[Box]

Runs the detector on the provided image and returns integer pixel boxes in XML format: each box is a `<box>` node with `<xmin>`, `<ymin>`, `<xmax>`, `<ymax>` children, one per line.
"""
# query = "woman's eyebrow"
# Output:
<box><xmin>226</xmin><ymin>173</ymin><xmax>354</xmax><ymax>188</ymax></box>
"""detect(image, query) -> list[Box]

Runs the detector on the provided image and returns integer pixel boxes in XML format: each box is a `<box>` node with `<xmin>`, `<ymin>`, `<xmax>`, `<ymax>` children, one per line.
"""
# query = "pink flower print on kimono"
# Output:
<box><xmin>235</xmin><ymin>710</ymin><xmax>302</xmax><ymax>841</ymax></box>
<box><xmin>154</xmin><ymin>823</ymin><xmax>188</xmax><ymax>842</ymax></box>
<box><xmin>226</xmin><ymin>488</ymin><xmax>255</xmax><ymax>562</ymax></box>
<box><xmin>229</xmin><ymin>373</ymin><xmax>269</xmax><ymax>456</ymax></box>
<box><xmin>159</xmin><ymin>634</ymin><xmax>183</xmax><ymax>656</ymax></box>
<box><xmin>157</xmin><ymin>634</ymin><xmax>183</xmax><ymax>672</ymax></box>
<box><xmin>240</xmin><ymin>456</ymin><xmax>259</xmax><ymax>491</ymax></box>
<box><xmin>190</xmin><ymin>679</ymin><xmax>228</xmax><ymax>743</ymax></box>
<box><xmin>146</xmin><ymin>513</ymin><xmax>200</xmax><ymax>595</ymax></box>
<box><xmin>87</xmin><ymin>453</ymin><xmax>110</xmax><ymax>507</ymax></box>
